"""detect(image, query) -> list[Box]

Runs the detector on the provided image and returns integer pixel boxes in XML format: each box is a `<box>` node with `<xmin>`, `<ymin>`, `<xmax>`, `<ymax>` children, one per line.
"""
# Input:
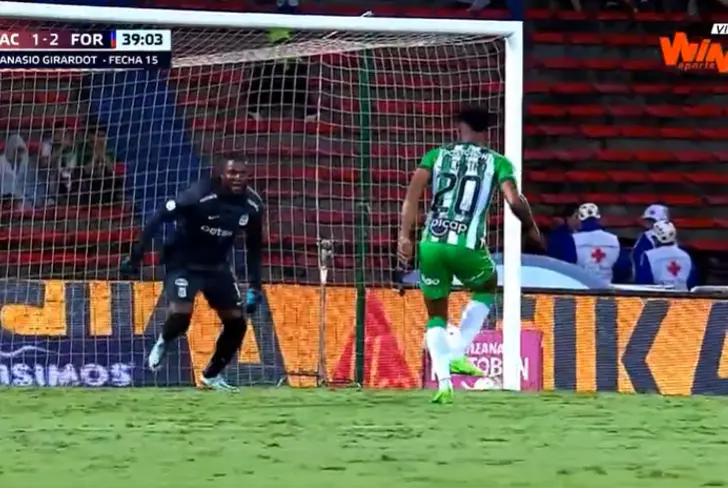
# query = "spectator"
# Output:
<box><xmin>546</xmin><ymin>203</ymin><xmax>580</xmax><ymax>262</ymax></box>
<box><xmin>0</xmin><ymin>135</ymin><xmax>33</xmax><ymax>210</ymax></box>
<box><xmin>42</xmin><ymin>124</ymin><xmax>79</xmax><ymax>199</ymax></box>
<box><xmin>557</xmin><ymin>203</ymin><xmax>631</xmax><ymax>284</ymax></box>
<box><xmin>631</xmin><ymin>204</ymin><xmax>669</xmax><ymax>276</ymax></box>
<box><xmin>635</xmin><ymin>221</ymin><xmax>697</xmax><ymax>291</ymax></box>
<box><xmin>75</xmin><ymin>126</ymin><xmax>123</xmax><ymax>204</ymax></box>
<box><xmin>247</xmin><ymin>0</ymin><xmax>318</xmax><ymax>121</ymax></box>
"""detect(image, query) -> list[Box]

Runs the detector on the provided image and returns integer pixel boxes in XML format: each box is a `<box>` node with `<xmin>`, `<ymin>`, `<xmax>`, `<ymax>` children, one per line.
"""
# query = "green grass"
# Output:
<box><xmin>1</xmin><ymin>389</ymin><xmax>728</xmax><ymax>487</ymax></box>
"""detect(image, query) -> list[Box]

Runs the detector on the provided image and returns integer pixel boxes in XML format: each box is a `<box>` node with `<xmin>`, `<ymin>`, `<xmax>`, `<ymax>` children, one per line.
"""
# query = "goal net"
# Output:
<box><xmin>0</xmin><ymin>4</ymin><xmax>522</xmax><ymax>389</ymax></box>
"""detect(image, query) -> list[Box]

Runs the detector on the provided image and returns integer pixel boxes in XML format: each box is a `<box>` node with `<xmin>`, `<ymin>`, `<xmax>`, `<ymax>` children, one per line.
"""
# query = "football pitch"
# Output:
<box><xmin>1</xmin><ymin>389</ymin><xmax>727</xmax><ymax>487</ymax></box>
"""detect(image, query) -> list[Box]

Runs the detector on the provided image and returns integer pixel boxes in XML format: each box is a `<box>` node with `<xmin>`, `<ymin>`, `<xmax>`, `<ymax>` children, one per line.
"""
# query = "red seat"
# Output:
<box><xmin>371</xmin><ymin>169</ymin><xmax>408</xmax><ymax>184</ymax></box>
<box><xmin>536</xmin><ymin>193</ymin><xmax>705</xmax><ymax>206</ymax></box>
<box><xmin>525</xmin><ymin>81</ymin><xmax>551</xmax><ymax>94</ymax></box>
<box><xmin>684</xmin><ymin>106</ymin><xmax>724</xmax><ymax>117</ymax></box>
<box><xmin>169</xmin><ymin>67</ymin><xmax>244</xmax><ymax>84</ymax></box>
<box><xmin>525</xmin><ymin>125</ymin><xmax>577</xmax><ymax>136</ymax></box>
<box><xmin>564</xmin><ymin>170</ymin><xmax>609</xmax><ymax>183</ymax></box>
<box><xmin>0</xmin><ymin>91</ymin><xmax>71</xmax><ymax>104</ymax></box>
<box><xmin>674</xmin><ymin>151</ymin><xmax>714</xmax><ymax>163</ymax></box>
<box><xmin>569</xmin><ymin>105</ymin><xmax>606</xmax><ymax>117</ymax></box>
<box><xmin>0</xmin><ymin>251</ymin><xmax>122</xmax><ymax>267</ymax></box>
<box><xmin>531</xmin><ymin>32</ymin><xmax>566</xmax><ymax>44</ymax></box>
<box><xmin>698</xmin><ymin>128</ymin><xmax>728</xmax><ymax>139</ymax></box>
<box><xmin>191</xmin><ymin>117</ymin><xmax>337</xmax><ymax>135</ymax></box>
<box><xmin>685</xmin><ymin>173</ymin><xmax>728</xmax><ymax>184</ymax></box>
<box><xmin>644</xmin><ymin>106</ymin><xmax>683</xmax><ymax>118</ymax></box>
<box><xmin>530</xmin><ymin>170</ymin><xmax>566</xmax><ymax>183</ymax></box>
<box><xmin>672</xmin><ymin>218</ymin><xmax>717</xmax><ymax>229</ymax></box>
<box><xmin>0</xmin><ymin>116</ymin><xmax>80</xmax><ymax>129</ymax></box>
<box><xmin>593</xmin><ymin>84</ymin><xmax>631</xmax><ymax>94</ymax></box>
<box><xmin>253</xmin><ymin>166</ymin><xmax>356</xmax><ymax>182</ymax></box>
<box><xmin>685</xmin><ymin>240</ymin><xmax>728</xmax><ymax>252</ymax></box>
<box><xmin>7</xmin><ymin>204</ymin><xmax>132</xmax><ymax>221</ymax></box>
<box><xmin>595</xmin><ymin>149</ymin><xmax>634</xmax><ymax>162</ymax></box>
<box><xmin>609</xmin><ymin>171</ymin><xmax>650</xmax><ymax>183</ymax></box>
<box><xmin>531</xmin><ymin>58</ymin><xmax>581</xmax><ymax>70</ymax></box>
<box><xmin>553</xmin><ymin>82</ymin><xmax>596</xmax><ymax>95</ymax></box>
<box><xmin>647</xmin><ymin>172</ymin><xmax>685</xmax><ymax>184</ymax></box>
<box><xmin>582</xmin><ymin>125</ymin><xmax>621</xmax><ymax>137</ymax></box>
<box><xmin>567</xmin><ymin>33</ymin><xmax>603</xmax><ymax>45</ymax></box>
<box><xmin>0</xmin><ymin>71</ymin><xmax>83</xmax><ymax>81</ymax></box>
<box><xmin>704</xmin><ymin>195</ymin><xmax>728</xmax><ymax>205</ymax></box>
<box><xmin>621</xmin><ymin>126</ymin><xmax>658</xmax><ymax>138</ymax></box>
<box><xmin>632</xmin><ymin>150</ymin><xmax>674</xmax><ymax>163</ymax></box>
<box><xmin>0</xmin><ymin>228</ymin><xmax>136</xmax><ymax>245</ymax></box>
<box><xmin>605</xmin><ymin>106</ymin><xmax>642</xmax><ymax>117</ymax></box>
<box><xmin>528</xmin><ymin>105</ymin><xmax>567</xmax><ymax>117</ymax></box>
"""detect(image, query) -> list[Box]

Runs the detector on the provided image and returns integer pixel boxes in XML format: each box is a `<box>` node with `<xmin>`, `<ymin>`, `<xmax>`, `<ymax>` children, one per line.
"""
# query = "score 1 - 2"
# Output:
<box><xmin>30</xmin><ymin>33</ymin><xmax>104</xmax><ymax>47</ymax></box>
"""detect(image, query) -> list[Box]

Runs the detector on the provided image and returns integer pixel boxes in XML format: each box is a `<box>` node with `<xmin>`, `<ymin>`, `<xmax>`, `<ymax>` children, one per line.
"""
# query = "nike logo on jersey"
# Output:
<box><xmin>208</xmin><ymin>215</ymin><xmax>219</xmax><ymax>220</ymax></box>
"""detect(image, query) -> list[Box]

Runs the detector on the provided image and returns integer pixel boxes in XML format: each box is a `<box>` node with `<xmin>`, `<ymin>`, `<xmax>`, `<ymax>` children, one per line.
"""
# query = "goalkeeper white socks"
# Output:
<box><xmin>454</xmin><ymin>300</ymin><xmax>490</xmax><ymax>357</ymax></box>
<box><xmin>426</xmin><ymin>326</ymin><xmax>452</xmax><ymax>390</ymax></box>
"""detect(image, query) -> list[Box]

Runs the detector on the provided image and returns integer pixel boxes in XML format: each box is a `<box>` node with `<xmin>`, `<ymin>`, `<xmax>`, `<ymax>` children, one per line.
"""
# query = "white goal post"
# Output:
<box><xmin>0</xmin><ymin>1</ymin><xmax>524</xmax><ymax>391</ymax></box>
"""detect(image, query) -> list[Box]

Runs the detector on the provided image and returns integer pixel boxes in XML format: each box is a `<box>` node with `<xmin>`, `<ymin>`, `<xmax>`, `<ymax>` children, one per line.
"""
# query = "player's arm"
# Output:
<box><xmin>126</xmin><ymin>184</ymin><xmax>200</xmax><ymax>267</ymax></box>
<box><xmin>399</xmin><ymin>149</ymin><xmax>437</xmax><ymax>252</ymax></box>
<box><xmin>495</xmin><ymin>154</ymin><xmax>543</xmax><ymax>247</ymax></box>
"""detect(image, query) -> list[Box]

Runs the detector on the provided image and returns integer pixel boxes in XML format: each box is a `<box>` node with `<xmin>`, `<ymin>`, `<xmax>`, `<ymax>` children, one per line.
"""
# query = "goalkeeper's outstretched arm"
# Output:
<box><xmin>500</xmin><ymin>180</ymin><xmax>544</xmax><ymax>247</ymax></box>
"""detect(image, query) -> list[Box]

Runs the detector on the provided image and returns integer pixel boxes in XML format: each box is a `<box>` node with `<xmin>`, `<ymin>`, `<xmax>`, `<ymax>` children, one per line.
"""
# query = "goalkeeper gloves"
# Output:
<box><xmin>246</xmin><ymin>288</ymin><xmax>262</xmax><ymax>315</ymax></box>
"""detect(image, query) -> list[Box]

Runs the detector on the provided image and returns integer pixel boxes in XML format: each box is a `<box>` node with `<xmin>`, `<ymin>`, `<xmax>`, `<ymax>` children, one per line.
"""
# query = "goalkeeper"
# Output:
<box><xmin>397</xmin><ymin>108</ymin><xmax>543</xmax><ymax>404</ymax></box>
<box><xmin>120</xmin><ymin>157</ymin><xmax>264</xmax><ymax>391</ymax></box>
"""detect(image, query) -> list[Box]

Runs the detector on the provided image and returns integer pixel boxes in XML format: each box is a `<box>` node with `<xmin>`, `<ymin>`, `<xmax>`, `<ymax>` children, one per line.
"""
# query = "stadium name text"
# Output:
<box><xmin>0</xmin><ymin>281</ymin><xmax>726</xmax><ymax>394</ymax></box>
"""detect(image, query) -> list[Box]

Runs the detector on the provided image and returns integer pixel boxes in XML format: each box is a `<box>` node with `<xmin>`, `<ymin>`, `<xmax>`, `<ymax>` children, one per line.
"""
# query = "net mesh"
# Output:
<box><xmin>0</xmin><ymin>18</ymin><xmax>506</xmax><ymax>387</ymax></box>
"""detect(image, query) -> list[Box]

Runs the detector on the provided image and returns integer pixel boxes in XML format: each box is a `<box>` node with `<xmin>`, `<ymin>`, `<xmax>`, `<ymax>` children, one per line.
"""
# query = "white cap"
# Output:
<box><xmin>578</xmin><ymin>203</ymin><xmax>600</xmax><ymax>221</ymax></box>
<box><xmin>652</xmin><ymin>221</ymin><xmax>677</xmax><ymax>244</ymax></box>
<box><xmin>642</xmin><ymin>204</ymin><xmax>669</xmax><ymax>222</ymax></box>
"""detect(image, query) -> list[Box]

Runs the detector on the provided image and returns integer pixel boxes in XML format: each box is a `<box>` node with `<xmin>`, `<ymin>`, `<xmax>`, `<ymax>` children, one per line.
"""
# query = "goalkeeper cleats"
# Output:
<box><xmin>200</xmin><ymin>374</ymin><xmax>239</xmax><ymax>392</ymax></box>
<box><xmin>147</xmin><ymin>336</ymin><xmax>168</xmax><ymax>372</ymax></box>
<box><xmin>450</xmin><ymin>356</ymin><xmax>484</xmax><ymax>377</ymax></box>
<box><xmin>432</xmin><ymin>384</ymin><xmax>454</xmax><ymax>404</ymax></box>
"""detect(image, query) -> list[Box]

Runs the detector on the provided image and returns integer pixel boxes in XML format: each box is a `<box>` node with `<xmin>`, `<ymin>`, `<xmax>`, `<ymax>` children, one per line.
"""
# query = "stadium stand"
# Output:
<box><xmin>1</xmin><ymin>3</ymin><xmax>726</xmax><ymax>284</ymax></box>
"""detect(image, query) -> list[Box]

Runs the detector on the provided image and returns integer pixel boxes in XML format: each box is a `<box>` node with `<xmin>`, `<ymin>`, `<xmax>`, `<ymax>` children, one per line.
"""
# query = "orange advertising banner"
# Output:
<box><xmin>1</xmin><ymin>281</ymin><xmax>727</xmax><ymax>395</ymax></box>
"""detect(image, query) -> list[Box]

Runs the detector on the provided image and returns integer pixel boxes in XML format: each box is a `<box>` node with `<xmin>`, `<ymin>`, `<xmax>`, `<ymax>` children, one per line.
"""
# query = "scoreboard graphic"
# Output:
<box><xmin>0</xmin><ymin>29</ymin><xmax>172</xmax><ymax>69</ymax></box>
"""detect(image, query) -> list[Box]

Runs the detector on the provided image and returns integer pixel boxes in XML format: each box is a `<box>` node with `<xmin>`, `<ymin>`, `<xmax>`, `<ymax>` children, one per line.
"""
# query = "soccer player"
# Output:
<box><xmin>397</xmin><ymin>107</ymin><xmax>543</xmax><ymax>404</ymax></box>
<box><xmin>120</xmin><ymin>157</ymin><xmax>264</xmax><ymax>391</ymax></box>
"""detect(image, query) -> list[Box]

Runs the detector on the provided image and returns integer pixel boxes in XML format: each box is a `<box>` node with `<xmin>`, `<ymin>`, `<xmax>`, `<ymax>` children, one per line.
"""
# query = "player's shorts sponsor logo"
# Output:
<box><xmin>239</xmin><ymin>214</ymin><xmax>249</xmax><ymax>226</ymax></box>
<box><xmin>429</xmin><ymin>218</ymin><xmax>468</xmax><ymax>237</ymax></box>
<box><xmin>200</xmin><ymin>226</ymin><xmax>234</xmax><ymax>237</ymax></box>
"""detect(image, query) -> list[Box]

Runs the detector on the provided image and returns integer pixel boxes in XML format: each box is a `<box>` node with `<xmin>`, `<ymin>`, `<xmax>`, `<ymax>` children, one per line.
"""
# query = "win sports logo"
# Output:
<box><xmin>659</xmin><ymin>30</ymin><xmax>728</xmax><ymax>73</ymax></box>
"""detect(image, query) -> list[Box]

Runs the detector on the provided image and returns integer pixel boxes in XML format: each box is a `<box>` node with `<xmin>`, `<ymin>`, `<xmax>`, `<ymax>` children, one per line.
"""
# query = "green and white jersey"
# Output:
<box><xmin>419</xmin><ymin>143</ymin><xmax>516</xmax><ymax>250</ymax></box>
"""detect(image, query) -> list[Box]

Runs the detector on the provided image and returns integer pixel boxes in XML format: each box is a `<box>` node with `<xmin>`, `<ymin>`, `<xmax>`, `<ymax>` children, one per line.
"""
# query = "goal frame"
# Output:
<box><xmin>0</xmin><ymin>1</ymin><xmax>524</xmax><ymax>391</ymax></box>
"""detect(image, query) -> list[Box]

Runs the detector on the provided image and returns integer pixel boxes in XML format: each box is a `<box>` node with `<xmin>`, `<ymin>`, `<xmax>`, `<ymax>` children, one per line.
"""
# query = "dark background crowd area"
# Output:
<box><xmin>0</xmin><ymin>0</ymin><xmax>725</xmax><ymax>289</ymax></box>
